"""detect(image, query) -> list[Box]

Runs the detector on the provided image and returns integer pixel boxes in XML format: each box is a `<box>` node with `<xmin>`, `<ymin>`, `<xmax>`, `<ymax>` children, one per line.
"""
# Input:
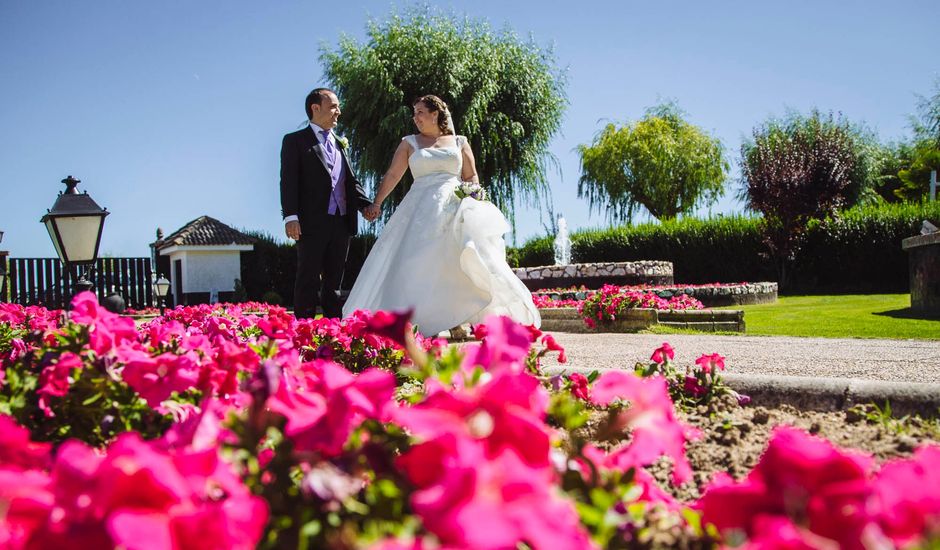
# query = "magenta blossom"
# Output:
<box><xmin>0</xmin><ymin>414</ymin><xmax>51</xmax><ymax>470</ymax></box>
<box><xmin>0</xmin><ymin>432</ymin><xmax>267</xmax><ymax>549</ymax></box>
<box><xmin>266</xmin><ymin>360</ymin><xmax>396</xmax><ymax>457</ymax></box>
<box><xmin>363</xmin><ymin>308</ymin><xmax>414</xmax><ymax>348</ymax></box>
<box><xmin>579</xmin><ymin>444</ymin><xmax>681</xmax><ymax>511</ymax></box>
<box><xmin>69</xmin><ymin>292</ymin><xmax>139</xmax><ymax>356</ymax></box>
<box><xmin>36</xmin><ymin>351</ymin><xmax>83</xmax><ymax>417</ymax></box>
<box><xmin>460</xmin><ymin>315</ymin><xmax>535</xmax><ymax>375</ymax></box>
<box><xmin>697</xmin><ymin>426</ymin><xmax>877</xmax><ymax>549</ymax></box>
<box><xmin>650</xmin><ymin>342</ymin><xmax>674</xmax><ymax>364</ymax></box>
<box><xmin>568</xmin><ymin>373</ymin><xmax>590</xmax><ymax>401</ymax></box>
<box><xmin>395</xmin><ymin>370</ymin><xmax>552</xmax><ymax>468</ymax></box>
<box><xmin>540</xmin><ymin>333</ymin><xmax>567</xmax><ymax>363</ymax></box>
<box><xmin>694</xmin><ymin>353</ymin><xmax>725</xmax><ymax>374</ymax></box>
<box><xmin>119</xmin><ymin>349</ymin><xmax>203</xmax><ymax>410</ymax></box>
<box><xmin>871</xmin><ymin>444</ymin><xmax>940</xmax><ymax>546</ymax></box>
<box><xmin>682</xmin><ymin>375</ymin><xmax>707</xmax><ymax>398</ymax></box>
<box><xmin>590</xmin><ymin>370</ymin><xmax>700</xmax><ymax>484</ymax></box>
<box><xmin>397</xmin><ymin>434</ymin><xmax>593</xmax><ymax>550</ymax></box>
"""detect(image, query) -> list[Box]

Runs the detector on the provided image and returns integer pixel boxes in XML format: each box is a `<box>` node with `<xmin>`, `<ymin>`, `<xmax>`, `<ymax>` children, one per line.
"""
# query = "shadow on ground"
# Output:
<box><xmin>873</xmin><ymin>308</ymin><xmax>940</xmax><ymax>321</ymax></box>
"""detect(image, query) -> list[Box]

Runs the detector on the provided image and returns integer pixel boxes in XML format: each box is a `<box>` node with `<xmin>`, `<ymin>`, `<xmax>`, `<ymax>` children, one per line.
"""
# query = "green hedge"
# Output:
<box><xmin>513</xmin><ymin>202</ymin><xmax>940</xmax><ymax>293</ymax></box>
<box><xmin>513</xmin><ymin>215</ymin><xmax>772</xmax><ymax>284</ymax></box>
<box><xmin>793</xmin><ymin>202</ymin><xmax>940</xmax><ymax>292</ymax></box>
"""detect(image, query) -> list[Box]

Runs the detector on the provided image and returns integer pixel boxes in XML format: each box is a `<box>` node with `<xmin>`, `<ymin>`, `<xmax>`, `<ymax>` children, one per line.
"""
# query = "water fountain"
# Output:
<box><xmin>553</xmin><ymin>214</ymin><xmax>571</xmax><ymax>266</ymax></box>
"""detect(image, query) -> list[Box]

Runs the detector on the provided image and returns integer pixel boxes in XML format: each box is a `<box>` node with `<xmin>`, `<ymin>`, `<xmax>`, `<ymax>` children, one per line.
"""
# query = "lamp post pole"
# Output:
<box><xmin>0</xmin><ymin>231</ymin><xmax>7</xmax><ymax>303</ymax></box>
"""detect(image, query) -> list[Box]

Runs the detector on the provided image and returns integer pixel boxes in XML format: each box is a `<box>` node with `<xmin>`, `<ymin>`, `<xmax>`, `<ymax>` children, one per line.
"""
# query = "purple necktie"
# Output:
<box><xmin>320</xmin><ymin>130</ymin><xmax>336</xmax><ymax>165</ymax></box>
<box><xmin>319</xmin><ymin>129</ymin><xmax>346</xmax><ymax>215</ymax></box>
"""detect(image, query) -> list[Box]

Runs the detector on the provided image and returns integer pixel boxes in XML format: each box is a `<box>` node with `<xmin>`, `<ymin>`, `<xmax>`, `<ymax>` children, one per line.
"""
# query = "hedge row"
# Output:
<box><xmin>511</xmin><ymin>201</ymin><xmax>940</xmax><ymax>293</ymax></box>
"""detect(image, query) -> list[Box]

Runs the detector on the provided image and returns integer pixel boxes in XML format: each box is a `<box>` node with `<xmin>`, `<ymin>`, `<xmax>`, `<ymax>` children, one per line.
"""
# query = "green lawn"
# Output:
<box><xmin>713</xmin><ymin>294</ymin><xmax>940</xmax><ymax>340</ymax></box>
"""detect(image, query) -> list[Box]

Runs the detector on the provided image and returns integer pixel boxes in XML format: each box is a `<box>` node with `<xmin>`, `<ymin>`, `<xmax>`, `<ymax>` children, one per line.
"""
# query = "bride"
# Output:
<box><xmin>342</xmin><ymin>95</ymin><xmax>541</xmax><ymax>336</ymax></box>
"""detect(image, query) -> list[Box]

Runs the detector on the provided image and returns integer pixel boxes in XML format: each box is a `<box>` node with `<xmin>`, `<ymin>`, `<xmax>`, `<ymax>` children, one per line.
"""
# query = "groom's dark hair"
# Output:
<box><xmin>305</xmin><ymin>88</ymin><xmax>335</xmax><ymax>119</ymax></box>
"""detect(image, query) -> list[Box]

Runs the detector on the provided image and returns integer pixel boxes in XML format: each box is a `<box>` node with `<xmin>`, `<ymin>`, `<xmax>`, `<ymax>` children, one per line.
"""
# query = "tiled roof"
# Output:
<box><xmin>154</xmin><ymin>216</ymin><xmax>255</xmax><ymax>250</ymax></box>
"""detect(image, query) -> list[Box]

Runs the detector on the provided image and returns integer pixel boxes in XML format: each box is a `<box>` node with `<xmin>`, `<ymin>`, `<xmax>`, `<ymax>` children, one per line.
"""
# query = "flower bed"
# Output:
<box><xmin>535</xmin><ymin>282</ymin><xmax>778</xmax><ymax>307</ymax></box>
<box><xmin>535</xmin><ymin>285</ymin><xmax>709</xmax><ymax>331</ymax></box>
<box><xmin>0</xmin><ymin>296</ymin><xmax>937</xmax><ymax>548</ymax></box>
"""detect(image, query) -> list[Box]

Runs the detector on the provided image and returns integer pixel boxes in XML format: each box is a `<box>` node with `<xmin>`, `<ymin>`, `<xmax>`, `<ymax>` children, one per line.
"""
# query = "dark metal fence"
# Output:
<box><xmin>3</xmin><ymin>257</ymin><xmax>154</xmax><ymax>309</ymax></box>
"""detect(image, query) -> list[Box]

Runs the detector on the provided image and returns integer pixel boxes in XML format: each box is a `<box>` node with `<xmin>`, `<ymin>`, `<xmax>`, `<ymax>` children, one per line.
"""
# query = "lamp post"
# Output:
<box><xmin>0</xmin><ymin>231</ymin><xmax>7</xmax><ymax>303</ymax></box>
<box><xmin>40</xmin><ymin>176</ymin><xmax>109</xmax><ymax>296</ymax></box>
<box><xmin>153</xmin><ymin>274</ymin><xmax>171</xmax><ymax>315</ymax></box>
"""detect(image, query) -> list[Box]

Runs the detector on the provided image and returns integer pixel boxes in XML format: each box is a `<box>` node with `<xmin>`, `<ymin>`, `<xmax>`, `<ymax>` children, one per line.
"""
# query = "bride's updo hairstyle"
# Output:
<box><xmin>413</xmin><ymin>95</ymin><xmax>454</xmax><ymax>135</ymax></box>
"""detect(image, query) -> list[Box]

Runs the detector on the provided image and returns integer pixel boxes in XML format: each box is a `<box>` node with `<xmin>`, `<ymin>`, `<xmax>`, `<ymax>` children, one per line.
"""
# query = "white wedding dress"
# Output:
<box><xmin>342</xmin><ymin>135</ymin><xmax>541</xmax><ymax>336</ymax></box>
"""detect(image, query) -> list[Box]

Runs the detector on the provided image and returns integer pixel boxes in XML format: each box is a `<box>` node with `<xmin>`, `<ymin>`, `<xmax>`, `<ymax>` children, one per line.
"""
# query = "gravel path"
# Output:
<box><xmin>546</xmin><ymin>332</ymin><xmax>940</xmax><ymax>385</ymax></box>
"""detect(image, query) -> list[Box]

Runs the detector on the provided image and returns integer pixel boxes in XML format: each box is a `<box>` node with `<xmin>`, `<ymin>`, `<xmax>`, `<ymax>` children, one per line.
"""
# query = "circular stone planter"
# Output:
<box><xmin>514</xmin><ymin>261</ymin><xmax>674</xmax><ymax>292</ymax></box>
<box><xmin>535</xmin><ymin>282</ymin><xmax>778</xmax><ymax>308</ymax></box>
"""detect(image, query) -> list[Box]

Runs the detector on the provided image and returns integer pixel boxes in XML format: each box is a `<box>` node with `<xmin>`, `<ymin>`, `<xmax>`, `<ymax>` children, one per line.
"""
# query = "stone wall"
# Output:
<box><xmin>514</xmin><ymin>261</ymin><xmax>673</xmax><ymax>291</ymax></box>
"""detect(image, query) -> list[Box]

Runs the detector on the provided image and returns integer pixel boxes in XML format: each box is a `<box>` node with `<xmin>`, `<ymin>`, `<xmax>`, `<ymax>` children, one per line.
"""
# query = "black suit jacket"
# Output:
<box><xmin>280</xmin><ymin>126</ymin><xmax>372</xmax><ymax>236</ymax></box>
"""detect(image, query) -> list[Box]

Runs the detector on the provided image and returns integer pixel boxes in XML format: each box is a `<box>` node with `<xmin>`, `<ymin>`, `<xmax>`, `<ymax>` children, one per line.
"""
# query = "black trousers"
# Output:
<box><xmin>294</xmin><ymin>214</ymin><xmax>350</xmax><ymax>319</ymax></box>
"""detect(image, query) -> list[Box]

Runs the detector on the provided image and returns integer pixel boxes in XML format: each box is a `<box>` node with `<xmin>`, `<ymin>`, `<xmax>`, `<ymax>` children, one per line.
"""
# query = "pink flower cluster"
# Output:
<box><xmin>578</xmin><ymin>285</ymin><xmax>704</xmax><ymax>328</ymax></box>
<box><xmin>0</xmin><ymin>414</ymin><xmax>267</xmax><ymax>549</ymax></box>
<box><xmin>2</xmin><ymin>295</ymin><xmax>939</xmax><ymax>548</ymax></box>
<box><xmin>699</xmin><ymin>426</ymin><xmax>940</xmax><ymax>548</ymax></box>
<box><xmin>532</xmin><ymin>294</ymin><xmax>582</xmax><ymax>308</ymax></box>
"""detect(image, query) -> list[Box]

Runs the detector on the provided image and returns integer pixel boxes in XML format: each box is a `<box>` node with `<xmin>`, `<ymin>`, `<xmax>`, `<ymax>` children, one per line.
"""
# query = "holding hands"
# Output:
<box><xmin>362</xmin><ymin>202</ymin><xmax>381</xmax><ymax>221</ymax></box>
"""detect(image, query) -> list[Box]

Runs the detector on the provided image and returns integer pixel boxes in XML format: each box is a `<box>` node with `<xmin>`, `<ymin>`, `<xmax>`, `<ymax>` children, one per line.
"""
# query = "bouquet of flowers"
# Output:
<box><xmin>455</xmin><ymin>181</ymin><xmax>487</xmax><ymax>201</ymax></box>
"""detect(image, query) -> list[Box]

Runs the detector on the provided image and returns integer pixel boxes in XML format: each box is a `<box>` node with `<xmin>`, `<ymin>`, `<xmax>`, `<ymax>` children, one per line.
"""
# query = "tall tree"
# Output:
<box><xmin>320</xmin><ymin>8</ymin><xmax>566</xmax><ymax>222</ymax></box>
<box><xmin>576</xmin><ymin>102</ymin><xmax>728</xmax><ymax>223</ymax></box>
<box><xmin>913</xmin><ymin>76</ymin><xmax>940</xmax><ymax>148</ymax></box>
<box><xmin>740</xmin><ymin>110</ymin><xmax>872</xmax><ymax>285</ymax></box>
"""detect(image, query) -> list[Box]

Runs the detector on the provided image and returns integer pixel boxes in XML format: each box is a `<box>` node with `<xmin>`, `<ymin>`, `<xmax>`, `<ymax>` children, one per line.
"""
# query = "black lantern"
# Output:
<box><xmin>153</xmin><ymin>274</ymin><xmax>171</xmax><ymax>315</ymax></box>
<box><xmin>40</xmin><ymin>176</ymin><xmax>109</xmax><ymax>294</ymax></box>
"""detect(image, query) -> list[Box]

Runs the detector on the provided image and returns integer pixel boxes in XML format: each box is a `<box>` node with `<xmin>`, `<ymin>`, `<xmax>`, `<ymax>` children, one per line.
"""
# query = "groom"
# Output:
<box><xmin>280</xmin><ymin>87</ymin><xmax>375</xmax><ymax>318</ymax></box>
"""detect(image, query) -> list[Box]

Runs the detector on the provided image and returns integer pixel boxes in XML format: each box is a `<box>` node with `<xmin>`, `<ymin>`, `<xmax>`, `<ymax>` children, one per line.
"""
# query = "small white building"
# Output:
<box><xmin>152</xmin><ymin>216</ymin><xmax>255</xmax><ymax>305</ymax></box>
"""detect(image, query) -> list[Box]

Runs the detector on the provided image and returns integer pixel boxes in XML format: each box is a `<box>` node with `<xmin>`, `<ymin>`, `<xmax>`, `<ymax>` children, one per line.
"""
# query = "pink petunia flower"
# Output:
<box><xmin>397</xmin><ymin>434</ymin><xmax>593</xmax><ymax>550</ymax></box>
<box><xmin>871</xmin><ymin>444</ymin><xmax>940</xmax><ymax>546</ymax></box>
<box><xmin>697</xmin><ymin>426</ymin><xmax>878</xmax><ymax>549</ymax></box>
<box><xmin>694</xmin><ymin>353</ymin><xmax>726</xmax><ymax>374</ymax></box>
<box><xmin>650</xmin><ymin>342</ymin><xmax>674</xmax><ymax>364</ymax></box>
<box><xmin>0</xmin><ymin>414</ymin><xmax>51</xmax><ymax>470</ymax></box>
<box><xmin>395</xmin><ymin>370</ymin><xmax>552</xmax><ymax>469</ymax></box>
<box><xmin>590</xmin><ymin>370</ymin><xmax>700</xmax><ymax>484</ymax></box>
<box><xmin>69</xmin><ymin>292</ymin><xmax>139</xmax><ymax>356</ymax></box>
<box><xmin>266</xmin><ymin>361</ymin><xmax>396</xmax><ymax>457</ymax></box>
<box><xmin>568</xmin><ymin>373</ymin><xmax>590</xmax><ymax>401</ymax></box>
<box><xmin>36</xmin><ymin>351</ymin><xmax>83</xmax><ymax>417</ymax></box>
<box><xmin>540</xmin><ymin>333</ymin><xmax>567</xmax><ymax>363</ymax></box>
<box><xmin>460</xmin><ymin>315</ymin><xmax>535</xmax><ymax>375</ymax></box>
<box><xmin>363</xmin><ymin>308</ymin><xmax>414</xmax><ymax>349</ymax></box>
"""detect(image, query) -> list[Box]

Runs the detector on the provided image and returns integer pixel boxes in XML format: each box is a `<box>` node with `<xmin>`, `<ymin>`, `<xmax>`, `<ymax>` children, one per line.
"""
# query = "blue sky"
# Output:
<box><xmin>1</xmin><ymin>0</ymin><xmax>937</xmax><ymax>258</ymax></box>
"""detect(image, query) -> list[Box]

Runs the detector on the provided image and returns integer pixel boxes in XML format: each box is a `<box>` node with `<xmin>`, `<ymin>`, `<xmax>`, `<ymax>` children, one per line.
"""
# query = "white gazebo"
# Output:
<box><xmin>152</xmin><ymin>216</ymin><xmax>255</xmax><ymax>305</ymax></box>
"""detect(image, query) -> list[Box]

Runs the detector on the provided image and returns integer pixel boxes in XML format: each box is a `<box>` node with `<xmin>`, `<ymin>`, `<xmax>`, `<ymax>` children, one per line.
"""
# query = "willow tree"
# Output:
<box><xmin>320</xmin><ymin>9</ymin><xmax>566</xmax><ymax>222</ymax></box>
<box><xmin>577</xmin><ymin>102</ymin><xmax>728</xmax><ymax>223</ymax></box>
